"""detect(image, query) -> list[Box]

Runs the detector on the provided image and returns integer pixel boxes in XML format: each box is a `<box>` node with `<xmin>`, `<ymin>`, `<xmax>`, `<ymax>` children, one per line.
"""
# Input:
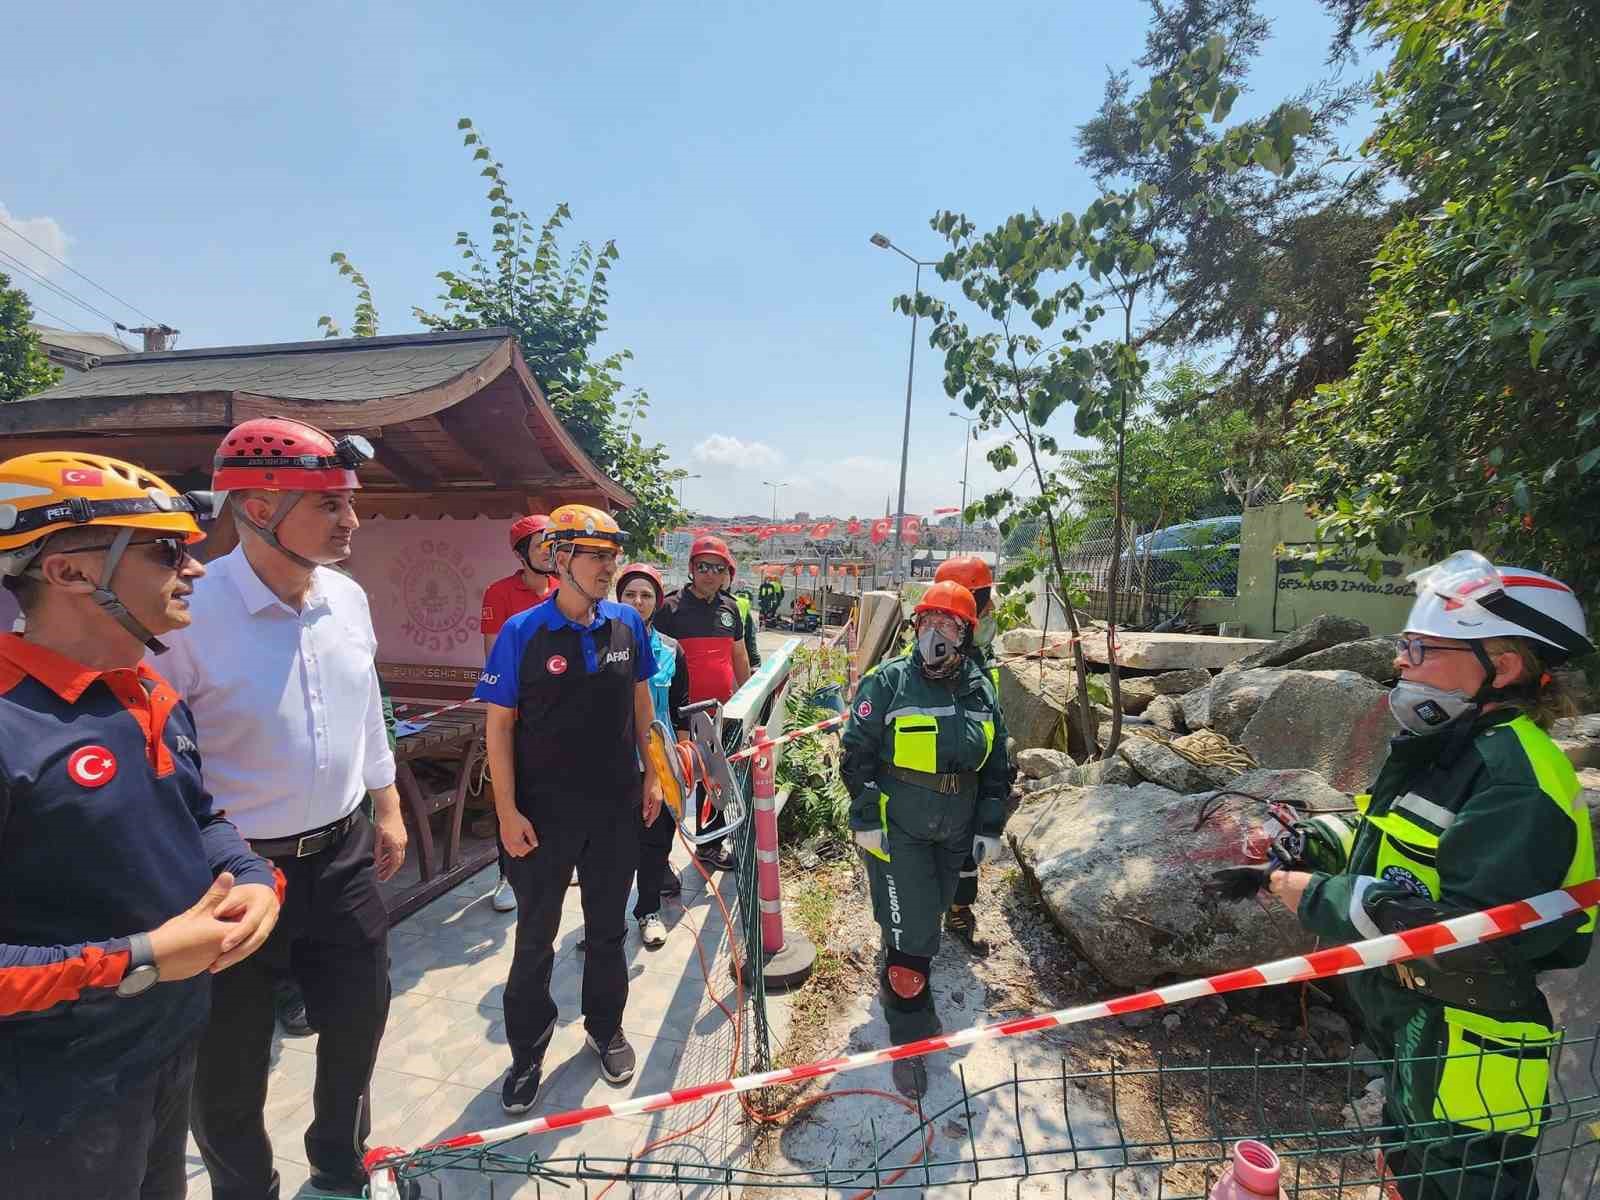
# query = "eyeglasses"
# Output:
<box><xmin>51</xmin><ymin>536</ymin><xmax>193</xmax><ymax>572</ymax></box>
<box><xmin>692</xmin><ymin>561</ymin><xmax>730</xmax><ymax>575</ymax></box>
<box><xmin>572</xmin><ymin>548</ymin><xmax>621</xmax><ymax>567</ymax></box>
<box><xmin>1394</xmin><ymin>635</ymin><xmax>1478</xmax><ymax>667</ymax></box>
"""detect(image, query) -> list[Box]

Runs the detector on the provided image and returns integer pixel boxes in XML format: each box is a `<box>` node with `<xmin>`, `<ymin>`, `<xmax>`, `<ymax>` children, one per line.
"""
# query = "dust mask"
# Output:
<box><xmin>1388</xmin><ymin>679</ymin><xmax>1479</xmax><ymax>736</ymax></box>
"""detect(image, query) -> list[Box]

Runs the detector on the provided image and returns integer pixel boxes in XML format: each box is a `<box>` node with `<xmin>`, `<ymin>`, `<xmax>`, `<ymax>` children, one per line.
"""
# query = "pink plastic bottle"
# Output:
<box><xmin>1210</xmin><ymin>1140</ymin><xmax>1285</xmax><ymax>1200</ymax></box>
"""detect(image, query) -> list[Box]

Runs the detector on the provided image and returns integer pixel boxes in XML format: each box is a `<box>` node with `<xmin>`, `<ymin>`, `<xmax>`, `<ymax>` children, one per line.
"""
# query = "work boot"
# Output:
<box><xmin>891</xmin><ymin>1056</ymin><xmax>928</xmax><ymax>1099</ymax></box>
<box><xmin>945</xmin><ymin>905</ymin><xmax>989</xmax><ymax>957</ymax></box>
<box><xmin>273</xmin><ymin>977</ymin><xmax>312</xmax><ymax>1038</ymax></box>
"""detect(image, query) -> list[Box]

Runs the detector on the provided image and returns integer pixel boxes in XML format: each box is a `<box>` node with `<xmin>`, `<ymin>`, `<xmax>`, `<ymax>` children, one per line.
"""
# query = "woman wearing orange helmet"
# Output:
<box><xmin>839</xmin><ymin>580</ymin><xmax>1012</xmax><ymax>1098</ymax></box>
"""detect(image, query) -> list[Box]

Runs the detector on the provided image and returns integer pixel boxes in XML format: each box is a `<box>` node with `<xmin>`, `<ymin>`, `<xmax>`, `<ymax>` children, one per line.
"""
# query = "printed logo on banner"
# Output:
<box><xmin>388</xmin><ymin>538</ymin><xmax>478</xmax><ymax>655</ymax></box>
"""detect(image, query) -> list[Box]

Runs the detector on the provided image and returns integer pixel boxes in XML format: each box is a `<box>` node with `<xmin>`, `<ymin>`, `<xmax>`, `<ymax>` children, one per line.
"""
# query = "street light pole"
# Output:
<box><xmin>762</xmin><ymin>479</ymin><xmax>788</xmax><ymax>522</ymax></box>
<box><xmin>677</xmin><ymin>472</ymin><xmax>701</xmax><ymax>506</ymax></box>
<box><xmin>949</xmin><ymin>411</ymin><xmax>978</xmax><ymax>552</ymax></box>
<box><xmin>872</xmin><ymin>233</ymin><xmax>938</xmax><ymax>585</ymax></box>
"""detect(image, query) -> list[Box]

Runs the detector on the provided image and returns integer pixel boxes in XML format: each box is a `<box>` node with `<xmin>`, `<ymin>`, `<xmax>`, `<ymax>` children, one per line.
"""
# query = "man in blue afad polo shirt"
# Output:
<box><xmin>475</xmin><ymin>504</ymin><xmax>664</xmax><ymax>1113</ymax></box>
<box><xmin>0</xmin><ymin>452</ymin><xmax>280</xmax><ymax>1199</ymax></box>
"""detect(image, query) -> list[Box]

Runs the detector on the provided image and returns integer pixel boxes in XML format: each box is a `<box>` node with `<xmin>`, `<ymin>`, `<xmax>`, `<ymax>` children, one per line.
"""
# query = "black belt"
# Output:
<box><xmin>1390</xmin><ymin>960</ymin><xmax>1540</xmax><ymax>1011</ymax></box>
<box><xmin>881</xmin><ymin>764</ymin><xmax>979</xmax><ymax>799</ymax></box>
<box><xmin>250</xmin><ymin>811</ymin><xmax>359</xmax><ymax>860</ymax></box>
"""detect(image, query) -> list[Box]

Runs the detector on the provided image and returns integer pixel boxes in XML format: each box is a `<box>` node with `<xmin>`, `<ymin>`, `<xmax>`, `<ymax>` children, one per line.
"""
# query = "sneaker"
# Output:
<box><xmin>273</xmin><ymin>978</ymin><xmax>313</xmax><ymax>1038</ymax></box>
<box><xmin>310</xmin><ymin>1168</ymin><xmax>422</xmax><ymax>1199</ymax></box>
<box><xmin>586</xmin><ymin>1029</ymin><xmax>637</xmax><ymax>1084</ymax></box>
<box><xmin>491</xmin><ymin>876</ymin><xmax>517</xmax><ymax>913</ymax></box>
<box><xmin>659</xmin><ymin>873</ymin><xmax>683</xmax><ymax>898</ymax></box>
<box><xmin>638</xmin><ymin>913</ymin><xmax>667</xmax><ymax>948</ymax></box>
<box><xmin>891</xmin><ymin>1056</ymin><xmax>928</xmax><ymax>1099</ymax></box>
<box><xmin>945</xmin><ymin>905</ymin><xmax>990</xmax><ymax>957</ymax></box>
<box><xmin>695</xmin><ymin>842</ymin><xmax>736</xmax><ymax>873</ymax></box>
<box><xmin>500</xmin><ymin>1058</ymin><xmax>543</xmax><ymax>1113</ymax></box>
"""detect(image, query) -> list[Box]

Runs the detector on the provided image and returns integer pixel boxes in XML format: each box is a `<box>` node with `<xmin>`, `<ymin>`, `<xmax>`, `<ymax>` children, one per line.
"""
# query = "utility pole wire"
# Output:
<box><xmin>0</xmin><ymin>247</ymin><xmax>125</xmax><ymax>330</ymax></box>
<box><xmin>0</xmin><ymin>218</ymin><xmax>162</xmax><ymax>324</ymax></box>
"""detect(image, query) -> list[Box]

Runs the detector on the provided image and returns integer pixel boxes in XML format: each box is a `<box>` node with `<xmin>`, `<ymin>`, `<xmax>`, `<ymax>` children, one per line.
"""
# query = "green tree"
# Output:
<box><xmin>316</xmin><ymin>253</ymin><xmax>380</xmax><ymax>339</ymax></box>
<box><xmin>916</xmin><ymin>32</ymin><xmax>1312</xmax><ymax>754</ymax></box>
<box><xmin>323</xmin><ymin>119</ymin><xmax>683</xmax><ymax>552</ymax></box>
<box><xmin>1288</xmin><ymin>0</ymin><xmax>1600</xmax><ymax>628</ymax></box>
<box><xmin>0</xmin><ymin>273</ymin><xmax>61</xmax><ymax>403</ymax></box>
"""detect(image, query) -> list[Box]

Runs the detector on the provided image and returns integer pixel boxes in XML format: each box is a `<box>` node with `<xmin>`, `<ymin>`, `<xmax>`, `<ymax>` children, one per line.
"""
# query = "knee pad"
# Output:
<box><xmin>882</xmin><ymin>950</ymin><xmax>933</xmax><ymax>1011</ymax></box>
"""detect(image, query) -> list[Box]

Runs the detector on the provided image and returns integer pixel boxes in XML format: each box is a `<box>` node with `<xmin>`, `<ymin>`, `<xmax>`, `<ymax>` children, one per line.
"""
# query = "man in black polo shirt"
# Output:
<box><xmin>474</xmin><ymin>504</ymin><xmax>664</xmax><ymax>1112</ymax></box>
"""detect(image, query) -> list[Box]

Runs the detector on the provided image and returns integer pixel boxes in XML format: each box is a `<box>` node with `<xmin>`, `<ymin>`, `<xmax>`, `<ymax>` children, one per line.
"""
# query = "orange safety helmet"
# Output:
<box><xmin>545</xmin><ymin>504</ymin><xmax>625</xmax><ymax>550</ymax></box>
<box><xmin>689</xmin><ymin>534</ymin><xmax>736</xmax><ymax>574</ymax></box>
<box><xmin>616</xmin><ymin>562</ymin><xmax>665</xmax><ymax>605</ymax></box>
<box><xmin>509</xmin><ymin>513</ymin><xmax>551</xmax><ymax>550</ymax></box>
<box><xmin>934</xmin><ymin>554</ymin><xmax>993</xmax><ymax>593</ymax></box>
<box><xmin>0</xmin><ymin>451</ymin><xmax>209</xmax><ymax>653</ymax></box>
<box><xmin>212</xmin><ymin>416</ymin><xmax>371</xmax><ymax>493</ymax></box>
<box><xmin>913</xmin><ymin>580</ymin><xmax>978</xmax><ymax>628</ymax></box>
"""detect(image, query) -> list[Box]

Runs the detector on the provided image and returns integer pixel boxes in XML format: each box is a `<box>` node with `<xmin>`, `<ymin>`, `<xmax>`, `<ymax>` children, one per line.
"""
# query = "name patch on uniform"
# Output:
<box><xmin>1382</xmin><ymin>865</ymin><xmax>1432</xmax><ymax>897</ymax></box>
<box><xmin>547</xmin><ymin>655</ymin><xmax>568</xmax><ymax>675</ymax></box>
<box><xmin>856</xmin><ymin>700</ymin><xmax>872</xmax><ymax>718</ymax></box>
<box><xmin>478</xmin><ymin>671</ymin><xmax>500</xmax><ymax>685</ymax></box>
<box><xmin>173</xmin><ymin>734</ymin><xmax>197</xmax><ymax>755</ymax></box>
<box><xmin>603</xmin><ymin>649</ymin><xmax>631</xmax><ymax>665</ymax></box>
<box><xmin>67</xmin><ymin>745</ymin><xmax>118</xmax><ymax>788</ymax></box>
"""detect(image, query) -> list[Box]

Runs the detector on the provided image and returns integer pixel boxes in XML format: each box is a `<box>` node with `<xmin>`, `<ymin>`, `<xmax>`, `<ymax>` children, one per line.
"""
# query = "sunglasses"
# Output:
<box><xmin>54</xmin><ymin>536</ymin><xmax>194</xmax><ymax>572</ymax></box>
<box><xmin>692</xmin><ymin>561</ymin><xmax>730</xmax><ymax>575</ymax></box>
<box><xmin>1394</xmin><ymin>635</ymin><xmax>1478</xmax><ymax>667</ymax></box>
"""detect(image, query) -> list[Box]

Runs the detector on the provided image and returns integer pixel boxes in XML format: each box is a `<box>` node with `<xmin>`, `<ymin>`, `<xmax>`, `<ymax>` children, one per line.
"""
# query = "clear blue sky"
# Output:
<box><xmin>4</xmin><ymin>0</ymin><xmax>1378</xmax><ymax>523</ymax></box>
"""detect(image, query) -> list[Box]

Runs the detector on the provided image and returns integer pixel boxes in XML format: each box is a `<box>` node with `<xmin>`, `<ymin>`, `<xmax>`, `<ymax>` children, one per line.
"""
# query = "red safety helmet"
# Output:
<box><xmin>935</xmin><ymin>554</ymin><xmax>993</xmax><ymax>593</ymax></box>
<box><xmin>509</xmin><ymin>513</ymin><xmax>550</xmax><ymax>549</ymax></box>
<box><xmin>689</xmin><ymin>534</ymin><xmax>736</xmax><ymax>575</ymax></box>
<box><xmin>616</xmin><ymin>562</ymin><xmax>665</xmax><ymax>605</ymax></box>
<box><xmin>914</xmin><ymin>580</ymin><xmax>978</xmax><ymax>627</ymax></box>
<box><xmin>212</xmin><ymin>417</ymin><xmax>371</xmax><ymax>492</ymax></box>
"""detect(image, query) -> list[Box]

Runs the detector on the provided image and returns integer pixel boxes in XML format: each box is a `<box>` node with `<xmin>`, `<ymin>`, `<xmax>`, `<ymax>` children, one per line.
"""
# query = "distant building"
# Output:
<box><xmin>28</xmin><ymin>324</ymin><xmax>131</xmax><ymax>377</ymax></box>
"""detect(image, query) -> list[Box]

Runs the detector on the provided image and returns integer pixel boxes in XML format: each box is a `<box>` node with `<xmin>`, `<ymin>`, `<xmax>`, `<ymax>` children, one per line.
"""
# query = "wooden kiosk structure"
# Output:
<box><xmin>0</xmin><ymin>328</ymin><xmax>633</xmax><ymax>918</ymax></box>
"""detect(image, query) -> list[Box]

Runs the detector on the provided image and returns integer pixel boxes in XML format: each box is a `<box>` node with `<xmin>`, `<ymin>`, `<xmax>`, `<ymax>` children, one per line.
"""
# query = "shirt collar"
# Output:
<box><xmin>0</xmin><ymin>632</ymin><xmax>163</xmax><ymax>703</ymax></box>
<box><xmin>223</xmin><ymin>544</ymin><xmax>330</xmax><ymax>616</ymax></box>
<box><xmin>543</xmin><ymin>595</ymin><xmax>612</xmax><ymax>633</ymax></box>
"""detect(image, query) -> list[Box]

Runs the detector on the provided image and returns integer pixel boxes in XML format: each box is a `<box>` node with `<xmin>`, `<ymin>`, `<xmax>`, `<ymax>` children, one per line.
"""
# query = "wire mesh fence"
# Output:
<box><xmin>1052</xmin><ymin>511</ymin><xmax>1243</xmax><ymax>630</ymax></box>
<box><xmin>369</xmin><ymin>1027</ymin><xmax>1600</xmax><ymax>1198</ymax></box>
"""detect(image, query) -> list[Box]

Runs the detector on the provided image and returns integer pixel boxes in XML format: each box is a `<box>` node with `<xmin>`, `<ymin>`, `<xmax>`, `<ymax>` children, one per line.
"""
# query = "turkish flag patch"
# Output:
<box><xmin>546</xmin><ymin>655</ymin><xmax>568</xmax><ymax>675</ymax></box>
<box><xmin>61</xmin><ymin>467</ymin><xmax>104</xmax><ymax>487</ymax></box>
<box><xmin>67</xmin><ymin>745</ymin><xmax>118</xmax><ymax>788</ymax></box>
<box><xmin>856</xmin><ymin>700</ymin><xmax>872</xmax><ymax>718</ymax></box>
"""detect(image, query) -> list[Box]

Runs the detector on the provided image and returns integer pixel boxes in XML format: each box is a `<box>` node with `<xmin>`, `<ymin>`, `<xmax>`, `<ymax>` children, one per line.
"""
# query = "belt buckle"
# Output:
<box><xmin>294</xmin><ymin>830</ymin><xmax>319</xmax><ymax>858</ymax></box>
<box><xmin>940</xmin><ymin>774</ymin><xmax>959</xmax><ymax>796</ymax></box>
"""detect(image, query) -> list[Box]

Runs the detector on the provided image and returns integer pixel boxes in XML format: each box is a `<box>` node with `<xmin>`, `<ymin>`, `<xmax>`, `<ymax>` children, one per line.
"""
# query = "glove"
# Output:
<box><xmin>971</xmin><ymin>835</ymin><xmax>1003</xmax><ymax>865</ymax></box>
<box><xmin>853</xmin><ymin>827</ymin><xmax>889</xmax><ymax>861</ymax></box>
<box><xmin>1208</xmin><ymin>864</ymin><xmax>1276</xmax><ymax>901</ymax></box>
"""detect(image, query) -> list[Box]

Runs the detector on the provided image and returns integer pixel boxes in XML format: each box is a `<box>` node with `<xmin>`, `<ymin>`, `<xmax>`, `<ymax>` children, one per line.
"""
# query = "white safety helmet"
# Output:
<box><xmin>1404</xmin><ymin>550</ymin><xmax>1594</xmax><ymax>663</ymax></box>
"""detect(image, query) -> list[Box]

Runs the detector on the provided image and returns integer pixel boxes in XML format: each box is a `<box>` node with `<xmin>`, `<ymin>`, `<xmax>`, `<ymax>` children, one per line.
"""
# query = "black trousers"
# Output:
<box><xmin>953</xmin><ymin>851</ymin><xmax>979</xmax><ymax>907</ymax></box>
<box><xmin>192</xmin><ymin>812</ymin><xmax>392</xmax><ymax>1200</ymax></box>
<box><xmin>503</xmin><ymin>799</ymin><xmax>640</xmax><ymax>1063</ymax></box>
<box><xmin>634</xmin><ymin>803</ymin><xmax>676</xmax><ymax>919</ymax></box>
<box><xmin>0</xmin><ymin>1040</ymin><xmax>197</xmax><ymax>1200</ymax></box>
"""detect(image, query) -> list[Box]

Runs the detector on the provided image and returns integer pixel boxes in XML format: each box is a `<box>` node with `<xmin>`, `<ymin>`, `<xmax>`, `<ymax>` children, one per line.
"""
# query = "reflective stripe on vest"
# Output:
<box><xmin>1505</xmin><ymin>715</ymin><xmax>1597</xmax><ymax>935</ymax></box>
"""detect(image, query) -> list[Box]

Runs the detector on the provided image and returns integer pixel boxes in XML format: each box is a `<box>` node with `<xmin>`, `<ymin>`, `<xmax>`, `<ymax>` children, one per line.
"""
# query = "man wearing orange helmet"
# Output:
<box><xmin>653</xmin><ymin>533</ymin><xmax>750</xmax><ymax>872</ymax></box>
<box><xmin>0</xmin><ymin>452</ymin><xmax>281</xmax><ymax>1198</ymax></box>
<box><xmin>933</xmin><ymin>554</ymin><xmax>1002</xmax><ymax>953</ymax></box>
<box><xmin>159</xmin><ymin>416</ymin><xmax>410</xmax><ymax>1199</ymax></box>
<box><xmin>840</xmin><ymin>580</ymin><xmax>1011</xmax><ymax>1098</ymax></box>
<box><xmin>474</xmin><ymin>504</ymin><xmax>665</xmax><ymax>1110</ymax></box>
<box><xmin>480</xmin><ymin>512</ymin><xmax>559</xmax><ymax>912</ymax></box>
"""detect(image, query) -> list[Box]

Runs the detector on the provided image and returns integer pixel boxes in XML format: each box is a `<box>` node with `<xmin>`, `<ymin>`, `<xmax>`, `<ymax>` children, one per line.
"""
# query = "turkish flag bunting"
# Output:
<box><xmin>900</xmin><ymin>516</ymin><xmax>922</xmax><ymax>545</ymax></box>
<box><xmin>847</xmin><ymin>519</ymin><xmax>863</xmax><ymax>535</ymax></box>
<box><xmin>870</xmin><ymin>517</ymin><xmax>893</xmax><ymax>544</ymax></box>
<box><xmin>811</xmin><ymin>521</ymin><xmax>835</xmax><ymax>539</ymax></box>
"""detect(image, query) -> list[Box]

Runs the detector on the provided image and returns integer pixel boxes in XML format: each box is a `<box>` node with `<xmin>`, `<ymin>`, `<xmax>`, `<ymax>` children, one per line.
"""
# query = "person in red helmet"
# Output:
<box><xmin>480</xmin><ymin>513</ymin><xmax>558</xmax><ymax>912</ymax></box>
<box><xmin>932</xmin><ymin>554</ymin><xmax>1003</xmax><ymax>954</ymax></box>
<box><xmin>652</xmin><ymin>533</ymin><xmax>750</xmax><ymax>872</ymax></box>
<box><xmin>158</xmin><ymin>416</ymin><xmax>411</xmax><ymax>1200</ymax></box>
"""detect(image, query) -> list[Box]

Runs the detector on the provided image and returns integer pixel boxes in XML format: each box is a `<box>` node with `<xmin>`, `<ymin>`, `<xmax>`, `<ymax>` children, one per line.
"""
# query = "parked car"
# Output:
<box><xmin>1122</xmin><ymin>515</ymin><xmax>1242</xmax><ymax>597</ymax></box>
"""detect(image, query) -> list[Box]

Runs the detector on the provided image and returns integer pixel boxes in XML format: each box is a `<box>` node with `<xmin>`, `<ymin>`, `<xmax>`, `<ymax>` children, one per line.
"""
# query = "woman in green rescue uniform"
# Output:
<box><xmin>841</xmin><ymin>580</ymin><xmax>1013</xmax><ymax>1098</ymax></box>
<box><xmin>1261</xmin><ymin>553</ymin><xmax>1596</xmax><ymax>1200</ymax></box>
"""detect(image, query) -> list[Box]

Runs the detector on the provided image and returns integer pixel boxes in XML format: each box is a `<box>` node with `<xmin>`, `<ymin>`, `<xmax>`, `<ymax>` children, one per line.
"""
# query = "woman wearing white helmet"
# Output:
<box><xmin>1244</xmin><ymin>551</ymin><xmax>1595</xmax><ymax>1200</ymax></box>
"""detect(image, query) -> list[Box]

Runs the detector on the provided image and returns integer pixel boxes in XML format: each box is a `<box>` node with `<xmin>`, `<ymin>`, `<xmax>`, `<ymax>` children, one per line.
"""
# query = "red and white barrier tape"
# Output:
<box><xmin>728</xmin><ymin>713</ymin><xmax>848</xmax><ymax>763</ymax></box>
<box><xmin>365</xmin><ymin>877</ymin><xmax>1600</xmax><ymax>1185</ymax></box>
<box><xmin>393</xmin><ymin>698</ymin><xmax>479</xmax><ymax>723</ymax></box>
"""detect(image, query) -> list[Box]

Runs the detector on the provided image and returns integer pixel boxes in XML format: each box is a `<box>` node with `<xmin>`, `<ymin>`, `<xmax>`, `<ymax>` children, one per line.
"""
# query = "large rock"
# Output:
<box><xmin>1224</xmin><ymin>767</ymin><xmax>1353</xmax><ymax>813</ymax></box>
<box><xmin>1289</xmin><ymin>637</ymin><xmax>1398</xmax><ymax>682</ymax></box>
<box><xmin>1016</xmin><ymin>748</ymin><xmax>1073</xmax><ymax>780</ymax></box>
<box><xmin>1117</xmin><ymin>668</ymin><xmax>1212</xmax><ymax>716</ymax></box>
<box><xmin>1079</xmin><ymin>632</ymin><xmax>1270</xmax><ymax>671</ymax></box>
<box><xmin>1144</xmin><ymin>694</ymin><xmax>1188</xmax><ymax>733</ymax></box>
<box><xmin>1239</xmin><ymin>671</ymin><xmax>1399</xmax><ymax>793</ymax></box>
<box><xmin>1208</xmin><ymin>669</ymin><xmax>1295</xmax><ymax>741</ymax></box>
<box><xmin>1180</xmin><ymin>681</ymin><xmax>1215</xmax><ymax>731</ymax></box>
<box><xmin>1117</xmin><ymin>736</ymin><xmax>1238</xmax><ymax>793</ymax></box>
<box><xmin>1229</xmin><ymin>615</ymin><xmax>1371</xmax><ymax>672</ymax></box>
<box><xmin>1552</xmin><ymin>714</ymin><xmax>1600</xmax><ymax>770</ymax></box>
<box><xmin>997</xmin><ymin>658</ymin><xmax>1100</xmax><ymax>757</ymax></box>
<box><xmin>1579</xmin><ymin>770</ymin><xmax>1600</xmax><ymax>841</ymax></box>
<box><xmin>1009</xmin><ymin>783</ymin><xmax>1321</xmax><ymax>988</ymax></box>
<box><xmin>1025</xmin><ymin>756</ymin><xmax>1142</xmax><ymax>794</ymax></box>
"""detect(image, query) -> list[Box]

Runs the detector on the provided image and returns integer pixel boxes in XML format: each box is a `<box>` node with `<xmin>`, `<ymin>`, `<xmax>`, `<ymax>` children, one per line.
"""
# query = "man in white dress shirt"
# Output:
<box><xmin>159</xmin><ymin>417</ymin><xmax>409</xmax><ymax>1200</ymax></box>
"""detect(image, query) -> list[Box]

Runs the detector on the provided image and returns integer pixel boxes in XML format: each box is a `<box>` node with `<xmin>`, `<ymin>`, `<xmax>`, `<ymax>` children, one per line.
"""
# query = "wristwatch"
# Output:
<box><xmin>116</xmin><ymin>932</ymin><xmax>160</xmax><ymax>998</ymax></box>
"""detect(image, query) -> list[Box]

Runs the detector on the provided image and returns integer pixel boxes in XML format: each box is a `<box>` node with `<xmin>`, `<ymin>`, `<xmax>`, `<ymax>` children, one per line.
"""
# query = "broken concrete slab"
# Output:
<box><xmin>998</xmin><ymin>658</ymin><xmax>1100</xmax><ymax>756</ymax></box>
<box><xmin>1116</xmin><ymin>668</ymin><xmax>1212</xmax><ymax>716</ymax></box>
<box><xmin>1288</xmin><ymin>636</ymin><xmax>1398</xmax><ymax>682</ymax></box>
<box><xmin>1228</xmin><ymin>614</ymin><xmax>1371</xmax><ymax>672</ymax></box>
<box><xmin>1024</xmin><ymin>755</ymin><xmax>1142</xmax><ymax>794</ymax></box>
<box><xmin>1144</xmin><ymin>694</ymin><xmax>1188</xmax><ymax>733</ymax></box>
<box><xmin>1239</xmin><ymin>670</ymin><xmax>1398</xmax><ymax>794</ymax></box>
<box><xmin>1208</xmin><ymin>669</ymin><xmax>1296</xmax><ymax>741</ymax></box>
<box><xmin>1009</xmin><ymin>782</ymin><xmax>1320</xmax><ymax>987</ymax></box>
<box><xmin>1552</xmin><ymin>714</ymin><xmax>1600</xmax><ymax>770</ymax></box>
<box><xmin>1079</xmin><ymin>631</ymin><xmax>1270</xmax><ymax>671</ymax></box>
<box><xmin>1223</xmin><ymin>767</ymin><xmax>1353</xmax><ymax>814</ymax></box>
<box><xmin>1118</xmin><ymin>736</ymin><xmax>1239</xmax><ymax>793</ymax></box>
<box><xmin>1180</xmin><ymin>681</ymin><xmax>1215</xmax><ymax>731</ymax></box>
<box><xmin>1016</xmin><ymin>747</ymin><xmax>1073</xmax><ymax>779</ymax></box>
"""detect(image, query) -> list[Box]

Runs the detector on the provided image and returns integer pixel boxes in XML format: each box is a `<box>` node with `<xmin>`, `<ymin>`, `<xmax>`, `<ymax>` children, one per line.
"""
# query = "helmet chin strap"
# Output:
<box><xmin>555</xmin><ymin>545</ymin><xmax>607</xmax><ymax>612</ymax></box>
<box><xmin>233</xmin><ymin>493</ymin><xmax>333</xmax><ymax>571</ymax></box>
<box><xmin>88</xmin><ymin>527</ymin><xmax>169</xmax><ymax>654</ymax></box>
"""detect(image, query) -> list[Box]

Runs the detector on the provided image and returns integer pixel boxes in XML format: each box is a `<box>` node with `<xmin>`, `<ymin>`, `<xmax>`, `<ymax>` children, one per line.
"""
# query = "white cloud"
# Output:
<box><xmin>691</xmin><ymin>434</ymin><xmax>783</xmax><ymax>471</ymax></box>
<box><xmin>0</xmin><ymin>202</ymin><xmax>71</xmax><ymax>285</ymax></box>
